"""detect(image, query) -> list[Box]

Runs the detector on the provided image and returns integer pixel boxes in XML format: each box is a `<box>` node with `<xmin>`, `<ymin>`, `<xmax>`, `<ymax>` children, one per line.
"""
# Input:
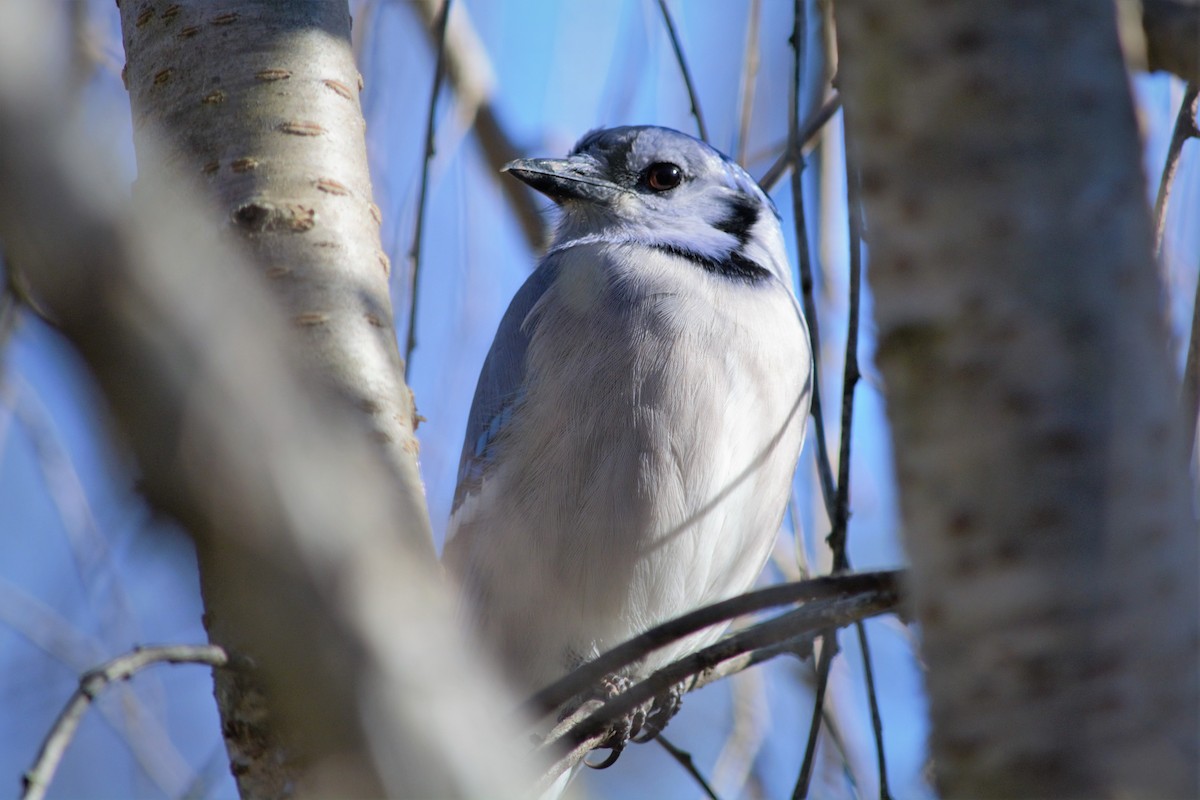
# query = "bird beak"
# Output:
<box><xmin>503</xmin><ymin>157</ymin><xmax>622</xmax><ymax>204</ymax></box>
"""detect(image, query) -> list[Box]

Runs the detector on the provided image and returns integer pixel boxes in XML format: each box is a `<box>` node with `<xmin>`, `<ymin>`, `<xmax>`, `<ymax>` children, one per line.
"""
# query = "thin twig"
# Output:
<box><xmin>409</xmin><ymin>0</ymin><xmax>545</xmax><ymax>250</ymax></box>
<box><xmin>760</xmin><ymin>92</ymin><xmax>841</xmax><ymax>192</ymax></box>
<box><xmin>787</xmin><ymin>0</ymin><xmax>837</xmax><ymax>517</ymax></box>
<box><xmin>657</xmin><ymin>734</ymin><xmax>722</xmax><ymax>800</ymax></box>
<box><xmin>792</xmin><ymin>632</ymin><xmax>836</xmax><ymax>799</ymax></box>
<box><xmin>855</xmin><ymin>621</ymin><xmax>892</xmax><ymax>799</ymax></box>
<box><xmin>524</xmin><ymin>570</ymin><xmax>902</xmax><ymax>716</ymax></box>
<box><xmin>735</xmin><ymin>0</ymin><xmax>762</xmax><ymax>165</ymax></box>
<box><xmin>0</xmin><ymin>579</ymin><xmax>197</xmax><ymax>794</ymax></box>
<box><xmin>826</xmin><ymin>139</ymin><xmax>864</xmax><ymax>572</ymax></box>
<box><xmin>846</xmin><ymin>157</ymin><xmax>891</xmax><ymax>792</ymax></box>
<box><xmin>22</xmin><ymin>645</ymin><xmax>228</xmax><ymax>800</ymax></box>
<box><xmin>1153</xmin><ymin>81</ymin><xmax>1199</xmax><ymax>259</ymax></box>
<box><xmin>655</xmin><ymin>0</ymin><xmax>708</xmax><ymax>143</ymax></box>
<box><xmin>404</xmin><ymin>0</ymin><xmax>452</xmax><ymax>379</ymax></box>
<box><xmin>787</xmin><ymin>8</ymin><xmax>840</xmax><ymax>794</ymax></box>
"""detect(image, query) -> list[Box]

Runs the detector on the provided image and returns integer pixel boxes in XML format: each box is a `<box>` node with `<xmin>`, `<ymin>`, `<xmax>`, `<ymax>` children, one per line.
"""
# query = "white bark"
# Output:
<box><xmin>836</xmin><ymin>1</ymin><xmax>1199</xmax><ymax>796</ymax></box>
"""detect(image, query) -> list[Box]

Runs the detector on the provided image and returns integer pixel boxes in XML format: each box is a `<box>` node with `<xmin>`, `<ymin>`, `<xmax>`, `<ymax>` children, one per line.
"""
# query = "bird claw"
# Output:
<box><xmin>567</xmin><ymin>675</ymin><xmax>688</xmax><ymax>766</ymax></box>
<box><xmin>565</xmin><ymin>672</ymin><xmax>654</xmax><ymax>769</ymax></box>
<box><xmin>630</xmin><ymin>680</ymin><xmax>685</xmax><ymax>743</ymax></box>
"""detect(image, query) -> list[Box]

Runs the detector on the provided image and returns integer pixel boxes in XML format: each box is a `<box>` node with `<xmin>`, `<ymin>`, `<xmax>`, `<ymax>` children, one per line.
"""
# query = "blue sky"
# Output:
<box><xmin>1</xmin><ymin>2</ymin><xmax>1196</xmax><ymax>798</ymax></box>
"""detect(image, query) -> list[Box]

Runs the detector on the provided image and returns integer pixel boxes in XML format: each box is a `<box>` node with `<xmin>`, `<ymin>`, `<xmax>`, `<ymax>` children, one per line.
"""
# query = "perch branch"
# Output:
<box><xmin>537</xmin><ymin>580</ymin><xmax>901</xmax><ymax>788</ymax></box>
<box><xmin>525</xmin><ymin>570</ymin><xmax>902</xmax><ymax>716</ymax></box>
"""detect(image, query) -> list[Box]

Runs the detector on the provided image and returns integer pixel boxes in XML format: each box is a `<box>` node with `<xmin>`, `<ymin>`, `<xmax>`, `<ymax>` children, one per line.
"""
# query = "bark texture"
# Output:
<box><xmin>113</xmin><ymin>1</ymin><xmax>443</xmax><ymax>795</ymax></box>
<box><xmin>835</xmin><ymin>2</ymin><xmax>1199</xmax><ymax>797</ymax></box>
<box><xmin>118</xmin><ymin>0</ymin><xmax>431</xmax><ymax>554</ymax></box>
<box><xmin>0</xmin><ymin>4</ymin><xmax>528</xmax><ymax>796</ymax></box>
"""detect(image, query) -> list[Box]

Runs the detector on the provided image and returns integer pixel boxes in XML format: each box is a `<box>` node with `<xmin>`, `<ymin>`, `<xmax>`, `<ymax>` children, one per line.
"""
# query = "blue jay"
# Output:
<box><xmin>444</xmin><ymin>125</ymin><xmax>812</xmax><ymax>755</ymax></box>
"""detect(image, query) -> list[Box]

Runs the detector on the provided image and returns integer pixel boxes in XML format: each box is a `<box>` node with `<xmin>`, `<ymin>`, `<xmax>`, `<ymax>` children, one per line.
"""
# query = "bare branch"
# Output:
<box><xmin>409</xmin><ymin>0</ymin><xmax>546</xmax><ymax>250</ymax></box>
<box><xmin>405</xmin><ymin>0</ymin><xmax>452</xmax><ymax>377</ymax></box>
<box><xmin>786</xmin><ymin>0</ymin><xmax>837</xmax><ymax>516</ymax></box>
<box><xmin>856</xmin><ymin>620</ymin><xmax>893</xmax><ymax>799</ymax></box>
<box><xmin>525</xmin><ymin>570</ymin><xmax>903</xmax><ymax>717</ymax></box>
<box><xmin>1153</xmin><ymin>82</ymin><xmax>1199</xmax><ymax>258</ymax></box>
<box><xmin>793</xmin><ymin>634</ymin><xmax>836</xmax><ymax>799</ymax></box>
<box><xmin>760</xmin><ymin>92</ymin><xmax>842</xmax><ymax>192</ymax></box>
<box><xmin>657</xmin><ymin>734</ymin><xmax>722</xmax><ymax>800</ymax></box>
<box><xmin>539</xmin><ymin>581</ymin><xmax>902</xmax><ymax>784</ymax></box>
<box><xmin>825</xmin><ymin>155</ymin><xmax>863</xmax><ymax>572</ymax></box>
<box><xmin>21</xmin><ymin>645</ymin><xmax>228</xmax><ymax>800</ymax></box>
<box><xmin>0</xmin><ymin>579</ymin><xmax>198</xmax><ymax>795</ymax></box>
<box><xmin>656</xmin><ymin>0</ymin><xmax>709</xmax><ymax>143</ymax></box>
<box><xmin>0</xmin><ymin>6</ymin><xmax>530</xmax><ymax>792</ymax></box>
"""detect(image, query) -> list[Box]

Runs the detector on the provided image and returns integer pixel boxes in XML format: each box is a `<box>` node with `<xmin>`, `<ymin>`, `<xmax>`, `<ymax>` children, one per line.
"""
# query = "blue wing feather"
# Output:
<box><xmin>452</xmin><ymin>262</ymin><xmax>556</xmax><ymax>512</ymax></box>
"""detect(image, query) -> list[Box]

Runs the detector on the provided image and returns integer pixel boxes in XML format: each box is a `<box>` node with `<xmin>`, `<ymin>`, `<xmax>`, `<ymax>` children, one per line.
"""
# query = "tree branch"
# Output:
<box><xmin>536</xmin><ymin>580</ymin><xmax>902</xmax><ymax>787</ymax></box>
<box><xmin>656</xmin><ymin>0</ymin><xmax>709</xmax><ymax>143</ymax></box>
<box><xmin>409</xmin><ymin>0</ymin><xmax>546</xmax><ymax>249</ymax></box>
<box><xmin>524</xmin><ymin>570</ymin><xmax>902</xmax><ymax>717</ymax></box>
<box><xmin>657</xmin><ymin>734</ymin><xmax>721</xmax><ymax>800</ymax></box>
<box><xmin>0</xmin><ymin>7</ymin><xmax>530</xmax><ymax>792</ymax></box>
<box><xmin>22</xmin><ymin>645</ymin><xmax>228</xmax><ymax>800</ymax></box>
<box><xmin>760</xmin><ymin>92</ymin><xmax>842</xmax><ymax>192</ymax></box>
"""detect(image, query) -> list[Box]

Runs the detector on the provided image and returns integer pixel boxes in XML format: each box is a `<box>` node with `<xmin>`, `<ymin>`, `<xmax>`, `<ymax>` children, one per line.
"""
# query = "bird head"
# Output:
<box><xmin>504</xmin><ymin>126</ymin><xmax>790</xmax><ymax>285</ymax></box>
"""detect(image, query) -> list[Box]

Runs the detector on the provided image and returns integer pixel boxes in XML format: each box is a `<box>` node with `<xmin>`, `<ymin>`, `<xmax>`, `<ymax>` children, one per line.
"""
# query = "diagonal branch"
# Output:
<box><xmin>657</xmin><ymin>735</ymin><xmax>721</xmax><ymax>800</ymax></box>
<box><xmin>656</xmin><ymin>0</ymin><xmax>709</xmax><ymax>143</ymax></box>
<box><xmin>22</xmin><ymin>645</ymin><xmax>229</xmax><ymax>800</ymax></box>
<box><xmin>524</xmin><ymin>570</ymin><xmax>902</xmax><ymax>717</ymax></box>
<box><xmin>536</xmin><ymin>579</ymin><xmax>902</xmax><ymax>789</ymax></box>
<box><xmin>760</xmin><ymin>92</ymin><xmax>842</xmax><ymax>192</ymax></box>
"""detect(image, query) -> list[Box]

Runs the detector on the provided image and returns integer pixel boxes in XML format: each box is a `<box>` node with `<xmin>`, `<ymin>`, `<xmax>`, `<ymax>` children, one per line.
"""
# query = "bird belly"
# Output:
<box><xmin>445</xmin><ymin>249</ymin><xmax>810</xmax><ymax>693</ymax></box>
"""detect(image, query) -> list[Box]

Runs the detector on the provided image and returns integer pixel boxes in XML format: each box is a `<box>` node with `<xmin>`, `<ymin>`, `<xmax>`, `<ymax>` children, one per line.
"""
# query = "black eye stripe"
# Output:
<box><xmin>650</xmin><ymin>244</ymin><xmax>771</xmax><ymax>284</ymax></box>
<box><xmin>713</xmin><ymin>196</ymin><xmax>760</xmax><ymax>245</ymax></box>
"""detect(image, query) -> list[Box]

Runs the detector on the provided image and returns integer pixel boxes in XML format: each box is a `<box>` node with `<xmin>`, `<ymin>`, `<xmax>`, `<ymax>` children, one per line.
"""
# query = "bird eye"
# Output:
<box><xmin>645</xmin><ymin>162</ymin><xmax>683</xmax><ymax>192</ymax></box>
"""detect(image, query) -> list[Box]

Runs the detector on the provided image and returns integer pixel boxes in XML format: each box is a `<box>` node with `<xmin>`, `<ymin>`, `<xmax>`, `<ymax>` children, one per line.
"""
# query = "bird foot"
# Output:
<box><xmin>563</xmin><ymin>673</ymin><xmax>651</xmax><ymax>770</ymax></box>
<box><xmin>630</xmin><ymin>680</ymin><xmax>686</xmax><ymax>743</ymax></box>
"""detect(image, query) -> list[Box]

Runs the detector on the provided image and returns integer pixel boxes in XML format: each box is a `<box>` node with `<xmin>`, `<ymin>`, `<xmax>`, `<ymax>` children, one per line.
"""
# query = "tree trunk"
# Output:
<box><xmin>116</xmin><ymin>1</ymin><xmax>437</xmax><ymax>795</ymax></box>
<box><xmin>835</xmin><ymin>2</ymin><xmax>1199</xmax><ymax>797</ymax></box>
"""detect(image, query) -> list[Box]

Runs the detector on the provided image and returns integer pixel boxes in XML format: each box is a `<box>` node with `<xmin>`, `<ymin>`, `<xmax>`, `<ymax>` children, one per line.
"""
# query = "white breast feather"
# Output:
<box><xmin>445</xmin><ymin>242</ymin><xmax>811</xmax><ymax>692</ymax></box>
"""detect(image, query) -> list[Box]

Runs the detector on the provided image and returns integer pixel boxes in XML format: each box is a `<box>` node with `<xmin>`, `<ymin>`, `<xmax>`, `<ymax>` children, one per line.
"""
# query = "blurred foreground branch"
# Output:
<box><xmin>0</xmin><ymin>4</ymin><xmax>528</xmax><ymax>796</ymax></box>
